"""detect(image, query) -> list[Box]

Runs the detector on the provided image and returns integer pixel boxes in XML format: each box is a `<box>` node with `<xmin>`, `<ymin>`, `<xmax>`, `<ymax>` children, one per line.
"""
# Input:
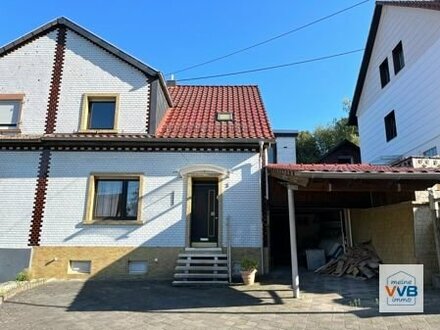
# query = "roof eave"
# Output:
<box><xmin>0</xmin><ymin>17</ymin><xmax>173</xmax><ymax>107</ymax></box>
<box><xmin>269</xmin><ymin>168</ymin><xmax>440</xmax><ymax>180</ymax></box>
<box><xmin>349</xmin><ymin>4</ymin><xmax>383</xmax><ymax>126</ymax></box>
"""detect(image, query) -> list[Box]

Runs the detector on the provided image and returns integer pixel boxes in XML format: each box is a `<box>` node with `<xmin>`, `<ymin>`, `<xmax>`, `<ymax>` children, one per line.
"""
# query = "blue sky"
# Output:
<box><xmin>0</xmin><ymin>0</ymin><xmax>375</xmax><ymax>131</ymax></box>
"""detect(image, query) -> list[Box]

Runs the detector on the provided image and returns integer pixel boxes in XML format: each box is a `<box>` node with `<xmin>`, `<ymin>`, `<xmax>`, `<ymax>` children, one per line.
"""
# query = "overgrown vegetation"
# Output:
<box><xmin>15</xmin><ymin>269</ymin><xmax>30</xmax><ymax>282</ymax></box>
<box><xmin>296</xmin><ymin>99</ymin><xmax>359</xmax><ymax>163</ymax></box>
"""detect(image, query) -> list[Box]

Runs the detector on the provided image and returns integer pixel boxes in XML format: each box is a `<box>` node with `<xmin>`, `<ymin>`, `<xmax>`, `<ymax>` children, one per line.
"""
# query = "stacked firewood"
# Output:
<box><xmin>315</xmin><ymin>242</ymin><xmax>381</xmax><ymax>279</ymax></box>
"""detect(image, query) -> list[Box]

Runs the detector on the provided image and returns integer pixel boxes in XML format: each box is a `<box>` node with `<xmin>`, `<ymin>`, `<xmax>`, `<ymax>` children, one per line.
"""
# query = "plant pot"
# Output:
<box><xmin>240</xmin><ymin>269</ymin><xmax>257</xmax><ymax>285</ymax></box>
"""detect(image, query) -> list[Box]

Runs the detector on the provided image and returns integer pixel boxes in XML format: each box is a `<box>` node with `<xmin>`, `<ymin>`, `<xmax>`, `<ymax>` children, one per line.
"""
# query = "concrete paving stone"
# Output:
<box><xmin>0</xmin><ymin>272</ymin><xmax>439</xmax><ymax>329</ymax></box>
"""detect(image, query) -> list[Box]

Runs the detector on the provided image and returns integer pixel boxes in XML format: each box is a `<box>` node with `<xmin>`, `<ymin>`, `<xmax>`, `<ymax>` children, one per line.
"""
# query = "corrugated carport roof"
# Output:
<box><xmin>267</xmin><ymin>163</ymin><xmax>440</xmax><ymax>192</ymax></box>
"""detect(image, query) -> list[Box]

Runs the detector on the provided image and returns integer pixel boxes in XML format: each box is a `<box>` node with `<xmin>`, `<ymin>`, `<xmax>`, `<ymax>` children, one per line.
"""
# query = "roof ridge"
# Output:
<box><xmin>168</xmin><ymin>84</ymin><xmax>259</xmax><ymax>88</ymax></box>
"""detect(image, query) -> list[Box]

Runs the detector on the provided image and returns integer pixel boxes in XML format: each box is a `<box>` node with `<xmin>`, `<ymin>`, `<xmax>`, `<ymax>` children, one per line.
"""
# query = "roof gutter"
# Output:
<box><xmin>0</xmin><ymin>136</ymin><xmax>275</xmax><ymax>149</ymax></box>
<box><xmin>291</xmin><ymin>171</ymin><xmax>440</xmax><ymax>180</ymax></box>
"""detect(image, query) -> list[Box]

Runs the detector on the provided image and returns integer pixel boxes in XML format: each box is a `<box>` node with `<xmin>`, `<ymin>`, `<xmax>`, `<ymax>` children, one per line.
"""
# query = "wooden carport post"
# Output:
<box><xmin>288</xmin><ymin>184</ymin><xmax>300</xmax><ymax>298</ymax></box>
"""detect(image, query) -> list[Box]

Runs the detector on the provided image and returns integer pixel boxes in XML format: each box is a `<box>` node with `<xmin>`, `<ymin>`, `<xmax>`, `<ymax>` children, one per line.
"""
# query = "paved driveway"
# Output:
<box><xmin>1</xmin><ymin>273</ymin><xmax>440</xmax><ymax>329</ymax></box>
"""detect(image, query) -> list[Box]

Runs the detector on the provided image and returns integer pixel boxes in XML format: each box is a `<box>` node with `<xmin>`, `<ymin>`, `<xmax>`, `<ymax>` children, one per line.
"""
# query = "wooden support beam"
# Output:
<box><xmin>296</xmin><ymin>179</ymin><xmax>437</xmax><ymax>192</ymax></box>
<box><xmin>270</xmin><ymin>172</ymin><xmax>309</xmax><ymax>187</ymax></box>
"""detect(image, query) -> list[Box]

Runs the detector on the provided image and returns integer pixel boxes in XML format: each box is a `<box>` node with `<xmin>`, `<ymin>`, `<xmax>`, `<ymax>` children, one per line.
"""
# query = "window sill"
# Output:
<box><xmin>78</xmin><ymin>129</ymin><xmax>118</xmax><ymax>134</ymax></box>
<box><xmin>83</xmin><ymin>220</ymin><xmax>143</xmax><ymax>226</ymax></box>
<box><xmin>0</xmin><ymin>128</ymin><xmax>21</xmax><ymax>134</ymax></box>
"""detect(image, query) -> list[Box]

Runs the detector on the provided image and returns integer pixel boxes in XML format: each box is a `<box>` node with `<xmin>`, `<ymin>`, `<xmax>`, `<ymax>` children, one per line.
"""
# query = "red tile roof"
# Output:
<box><xmin>156</xmin><ymin>85</ymin><xmax>274</xmax><ymax>139</ymax></box>
<box><xmin>267</xmin><ymin>163</ymin><xmax>440</xmax><ymax>174</ymax></box>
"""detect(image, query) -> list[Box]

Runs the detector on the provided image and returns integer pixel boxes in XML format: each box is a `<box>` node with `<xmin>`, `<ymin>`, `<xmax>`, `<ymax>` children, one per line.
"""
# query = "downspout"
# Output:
<box><xmin>265</xmin><ymin>142</ymin><xmax>272</xmax><ymax>275</ymax></box>
<box><xmin>259</xmin><ymin>141</ymin><xmax>266</xmax><ymax>275</ymax></box>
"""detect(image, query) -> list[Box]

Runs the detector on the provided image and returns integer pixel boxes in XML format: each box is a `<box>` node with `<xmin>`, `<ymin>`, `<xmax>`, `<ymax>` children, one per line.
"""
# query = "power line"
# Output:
<box><xmin>168</xmin><ymin>0</ymin><xmax>370</xmax><ymax>76</ymax></box>
<box><xmin>177</xmin><ymin>48</ymin><xmax>364</xmax><ymax>82</ymax></box>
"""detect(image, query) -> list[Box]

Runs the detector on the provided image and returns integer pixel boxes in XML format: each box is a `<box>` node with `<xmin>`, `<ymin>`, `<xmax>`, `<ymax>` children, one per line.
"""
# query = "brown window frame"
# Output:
<box><xmin>84</xmin><ymin>174</ymin><xmax>143</xmax><ymax>225</ymax></box>
<box><xmin>379</xmin><ymin>58</ymin><xmax>390</xmax><ymax>88</ymax></box>
<box><xmin>384</xmin><ymin>110</ymin><xmax>397</xmax><ymax>142</ymax></box>
<box><xmin>392</xmin><ymin>41</ymin><xmax>405</xmax><ymax>75</ymax></box>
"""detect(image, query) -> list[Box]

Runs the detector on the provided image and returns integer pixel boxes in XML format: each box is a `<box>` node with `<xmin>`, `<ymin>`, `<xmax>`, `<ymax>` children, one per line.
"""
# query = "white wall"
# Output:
<box><xmin>56</xmin><ymin>30</ymin><xmax>150</xmax><ymax>133</ymax></box>
<box><xmin>276</xmin><ymin>136</ymin><xmax>297</xmax><ymax>163</ymax></box>
<box><xmin>0</xmin><ymin>31</ymin><xmax>57</xmax><ymax>134</ymax></box>
<box><xmin>0</xmin><ymin>28</ymin><xmax>151</xmax><ymax>135</ymax></box>
<box><xmin>357</xmin><ymin>6</ymin><xmax>440</xmax><ymax>163</ymax></box>
<box><xmin>41</xmin><ymin>152</ymin><xmax>262</xmax><ymax>248</ymax></box>
<box><xmin>0</xmin><ymin>152</ymin><xmax>40</xmax><ymax>248</ymax></box>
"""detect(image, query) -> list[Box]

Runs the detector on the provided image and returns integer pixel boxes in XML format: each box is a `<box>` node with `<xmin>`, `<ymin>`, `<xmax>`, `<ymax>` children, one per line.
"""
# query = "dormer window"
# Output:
<box><xmin>216</xmin><ymin>112</ymin><xmax>233</xmax><ymax>122</ymax></box>
<box><xmin>81</xmin><ymin>94</ymin><xmax>119</xmax><ymax>131</ymax></box>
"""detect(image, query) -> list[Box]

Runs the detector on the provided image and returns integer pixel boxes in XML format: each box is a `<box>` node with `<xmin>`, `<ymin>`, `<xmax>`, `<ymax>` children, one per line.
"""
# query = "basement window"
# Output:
<box><xmin>384</xmin><ymin>110</ymin><xmax>397</xmax><ymax>142</ymax></box>
<box><xmin>392</xmin><ymin>41</ymin><xmax>405</xmax><ymax>75</ymax></box>
<box><xmin>69</xmin><ymin>260</ymin><xmax>91</xmax><ymax>274</ymax></box>
<box><xmin>379</xmin><ymin>58</ymin><xmax>390</xmax><ymax>88</ymax></box>
<box><xmin>216</xmin><ymin>112</ymin><xmax>233</xmax><ymax>122</ymax></box>
<box><xmin>128</xmin><ymin>261</ymin><xmax>148</xmax><ymax>274</ymax></box>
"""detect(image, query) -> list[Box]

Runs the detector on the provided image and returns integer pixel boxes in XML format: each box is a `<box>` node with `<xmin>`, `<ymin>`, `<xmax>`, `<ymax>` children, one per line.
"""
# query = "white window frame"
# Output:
<box><xmin>69</xmin><ymin>260</ymin><xmax>91</xmax><ymax>274</ymax></box>
<box><xmin>0</xmin><ymin>94</ymin><xmax>24</xmax><ymax>132</ymax></box>
<box><xmin>128</xmin><ymin>260</ymin><xmax>148</xmax><ymax>275</ymax></box>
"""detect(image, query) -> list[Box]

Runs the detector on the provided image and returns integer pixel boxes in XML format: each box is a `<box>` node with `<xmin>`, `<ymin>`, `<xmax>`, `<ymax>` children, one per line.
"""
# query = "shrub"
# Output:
<box><xmin>16</xmin><ymin>269</ymin><xmax>30</xmax><ymax>282</ymax></box>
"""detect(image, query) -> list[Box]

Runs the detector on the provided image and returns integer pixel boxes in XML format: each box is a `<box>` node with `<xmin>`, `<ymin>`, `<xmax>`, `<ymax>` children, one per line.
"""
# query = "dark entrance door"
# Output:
<box><xmin>191</xmin><ymin>180</ymin><xmax>218</xmax><ymax>245</ymax></box>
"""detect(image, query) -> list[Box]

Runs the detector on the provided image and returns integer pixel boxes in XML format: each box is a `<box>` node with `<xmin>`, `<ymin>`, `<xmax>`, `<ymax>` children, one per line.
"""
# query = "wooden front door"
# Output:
<box><xmin>191</xmin><ymin>180</ymin><xmax>218</xmax><ymax>245</ymax></box>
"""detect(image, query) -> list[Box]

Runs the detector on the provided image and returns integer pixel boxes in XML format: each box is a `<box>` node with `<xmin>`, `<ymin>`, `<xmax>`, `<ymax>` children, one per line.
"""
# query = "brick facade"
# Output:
<box><xmin>56</xmin><ymin>30</ymin><xmax>151</xmax><ymax>134</ymax></box>
<box><xmin>40</xmin><ymin>151</ymin><xmax>262</xmax><ymax>248</ymax></box>
<box><xmin>0</xmin><ymin>152</ymin><xmax>40</xmax><ymax>248</ymax></box>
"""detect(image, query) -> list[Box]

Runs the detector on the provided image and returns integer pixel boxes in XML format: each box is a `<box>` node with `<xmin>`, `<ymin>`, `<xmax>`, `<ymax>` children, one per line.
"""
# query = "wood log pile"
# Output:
<box><xmin>315</xmin><ymin>242</ymin><xmax>381</xmax><ymax>279</ymax></box>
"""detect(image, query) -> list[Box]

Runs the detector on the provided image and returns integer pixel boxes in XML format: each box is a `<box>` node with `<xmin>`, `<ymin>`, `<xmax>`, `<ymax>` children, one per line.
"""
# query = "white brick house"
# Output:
<box><xmin>0</xmin><ymin>18</ymin><xmax>274</xmax><ymax>281</ymax></box>
<box><xmin>349</xmin><ymin>1</ymin><xmax>440</xmax><ymax>164</ymax></box>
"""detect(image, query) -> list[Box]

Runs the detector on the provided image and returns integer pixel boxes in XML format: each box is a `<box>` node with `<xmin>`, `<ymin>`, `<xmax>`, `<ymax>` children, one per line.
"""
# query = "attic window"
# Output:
<box><xmin>379</xmin><ymin>58</ymin><xmax>390</xmax><ymax>88</ymax></box>
<box><xmin>392</xmin><ymin>41</ymin><xmax>405</xmax><ymax>74</ymax></box>
<box><xmin>216</xmin><ymin>112</ymin><xmax>233</xmax><ymax>122</ymax></box>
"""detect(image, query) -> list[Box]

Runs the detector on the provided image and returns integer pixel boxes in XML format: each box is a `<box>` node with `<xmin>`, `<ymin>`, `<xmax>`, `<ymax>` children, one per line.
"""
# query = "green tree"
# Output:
<box><xmin>296</xmin><ymin>99</ymin><xmax>358</xmax><ymax>163</ymax></box>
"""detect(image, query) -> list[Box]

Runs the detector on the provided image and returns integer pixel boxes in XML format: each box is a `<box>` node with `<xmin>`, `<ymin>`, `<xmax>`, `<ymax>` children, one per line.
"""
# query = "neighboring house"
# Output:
<box><xmin>349</xmin><ymin>1</ymin><xmax>440</xmax><ymax>164</ymax></box>
<box><xmin>0</xmin><ymin>18</ymin><xmax>275</xmax><ymax>282</ymax></box>
<box><xmin>319</xmin><ymin>139</ymin><xmax>361</xmax><ymax>164</ymax></box>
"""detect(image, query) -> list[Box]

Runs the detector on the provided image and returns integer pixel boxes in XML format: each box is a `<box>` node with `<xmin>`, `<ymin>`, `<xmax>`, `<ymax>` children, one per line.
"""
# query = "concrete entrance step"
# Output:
<box><xmin>178</xmin><ymin>253</ymin><xmax>227</xmax><ymax>258</ymax></box>
<box><xmin>172</xmin><ymin>280</ymin><xmax>229</xmax><ymax>286</ymax></box>
<box><xmin>173</xmin><ymin>248</ymin><xmax>230</xmax><ymax>285</ymax></box>
<box><xmin>174</xmin><ymin>273</ymin><xmax>228</xmax><ymax>279</ymax></box>
<box><xmin>185</xmin><ymin>247</ymin><xmax>222</xmax><ymax>253</ymax></box>
<box><xmin>175</xmin><ymin>265</ymin><xmax>228</xmax><ymax>271</ymax></box>
<box><xmin>176</xmin><ymin>259</ymin><xmax>228</xmax><ymax>265</ymax></box>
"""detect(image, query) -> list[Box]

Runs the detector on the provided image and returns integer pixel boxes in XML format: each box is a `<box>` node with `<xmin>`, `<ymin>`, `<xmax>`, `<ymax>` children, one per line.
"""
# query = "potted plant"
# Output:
<box><xmin>240</xmin><ymin>258</ymin><xmax>258</xmax><ymax>285</ymax></box>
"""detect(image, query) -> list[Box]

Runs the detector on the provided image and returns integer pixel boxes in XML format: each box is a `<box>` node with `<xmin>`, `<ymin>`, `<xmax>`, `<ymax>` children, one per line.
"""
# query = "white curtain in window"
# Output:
<box><xmin>94</xmin><ymin>181</ymin><xmax>122</xmax><ymax>218</ymax></box>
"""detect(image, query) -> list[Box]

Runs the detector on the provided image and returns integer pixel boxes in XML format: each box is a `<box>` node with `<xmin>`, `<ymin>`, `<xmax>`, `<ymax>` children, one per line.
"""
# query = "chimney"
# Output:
<box><xmin>167</xmin><ymin>74</ymin><xmax>177</xmax><ymax>87</ymax></box>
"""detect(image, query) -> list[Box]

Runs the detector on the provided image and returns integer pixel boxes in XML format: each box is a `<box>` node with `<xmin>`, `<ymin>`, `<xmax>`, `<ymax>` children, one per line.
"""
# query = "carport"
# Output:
<box><xmin>266</xmin><ymin>163</ymin><xmax>440</xmax><ymax>297</ymax></box>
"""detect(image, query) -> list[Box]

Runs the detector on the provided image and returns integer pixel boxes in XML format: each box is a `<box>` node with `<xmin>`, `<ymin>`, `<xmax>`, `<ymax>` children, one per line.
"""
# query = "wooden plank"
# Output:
<box><xmin>359</xmin><ymin>266</ymin><xmax>375</xmax><ymax>279</ymax></box>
